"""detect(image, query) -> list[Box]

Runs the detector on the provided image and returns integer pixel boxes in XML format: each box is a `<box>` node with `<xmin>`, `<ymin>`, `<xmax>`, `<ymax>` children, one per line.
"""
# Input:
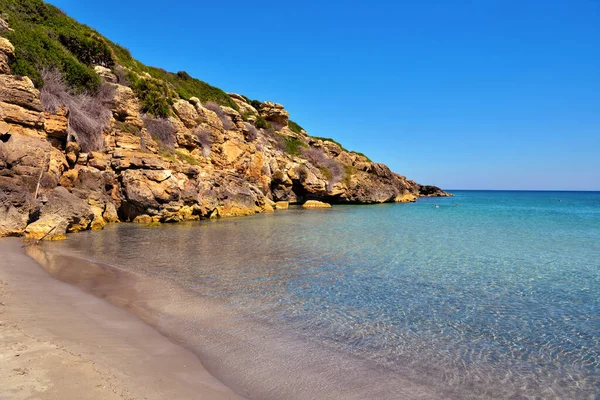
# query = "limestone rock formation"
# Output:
<box><xmin>302</xmin><ymin>200</ymin><xmax>332</xmax><ymax>209</ymax></box>
<box><xmin>259</xmin><ymin>102</ymin><xmax>289</xmax><ymax>126</ymax></box>
<box><xmin>0</xmin><ymin>32</ymin><xmax>450</xmax><ymax>240</ymax></box>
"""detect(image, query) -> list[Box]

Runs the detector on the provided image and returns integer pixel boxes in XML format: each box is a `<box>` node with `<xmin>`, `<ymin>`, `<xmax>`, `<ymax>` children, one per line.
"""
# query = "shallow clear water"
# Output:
<box><xmin>45</xmin><ymin>191</ymin><xmax>600</xmax><ymax>399</ymax></box>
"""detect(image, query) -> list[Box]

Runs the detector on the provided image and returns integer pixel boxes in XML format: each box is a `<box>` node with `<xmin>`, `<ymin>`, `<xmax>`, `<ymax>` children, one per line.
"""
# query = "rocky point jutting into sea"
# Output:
<box><xmin>0</xmin><ymin>0</ymin><xmax>449</xmax><ymax>240</ymax></box>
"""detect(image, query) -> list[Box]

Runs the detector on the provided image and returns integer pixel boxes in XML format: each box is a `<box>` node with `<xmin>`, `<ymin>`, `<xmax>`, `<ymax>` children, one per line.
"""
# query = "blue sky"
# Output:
<box><xmin>49</xmin><ymin>0</ymin><xmax>599</xmax><ymax>190</ymax></box>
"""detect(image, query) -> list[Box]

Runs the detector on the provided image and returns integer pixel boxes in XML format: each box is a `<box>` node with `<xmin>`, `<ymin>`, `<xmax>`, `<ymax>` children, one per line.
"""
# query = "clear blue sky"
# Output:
<box><xmin>49</xmin><ymin>0</ymin><xmax>599</xmax><ymax>190</ymax></box>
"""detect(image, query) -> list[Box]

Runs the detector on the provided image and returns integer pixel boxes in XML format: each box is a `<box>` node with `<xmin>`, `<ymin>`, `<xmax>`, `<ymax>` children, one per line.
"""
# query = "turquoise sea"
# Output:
<box><xmin>41</xmin><ymin>191</ymin><xmax>600</xmax><ymax>399</ymax></box>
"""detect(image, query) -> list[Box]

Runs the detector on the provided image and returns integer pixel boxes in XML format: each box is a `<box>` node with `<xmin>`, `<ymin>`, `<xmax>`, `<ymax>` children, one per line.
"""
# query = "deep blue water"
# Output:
<box><xmin>48</xmin><ymin>191</ymin><xmax>600</xmax><ymax>399</ymax></box>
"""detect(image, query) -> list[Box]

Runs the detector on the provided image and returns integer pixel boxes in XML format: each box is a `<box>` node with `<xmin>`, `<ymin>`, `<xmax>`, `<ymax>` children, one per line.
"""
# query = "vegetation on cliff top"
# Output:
<box><xmin>0</xmin><ymin>0</ymin><xmax>237</xmax><ymax>112</ymax></box>
<box><xmin>0</xmin><ymin>0</ymin><xmax>373</xmax><ymax>160</ymax></box>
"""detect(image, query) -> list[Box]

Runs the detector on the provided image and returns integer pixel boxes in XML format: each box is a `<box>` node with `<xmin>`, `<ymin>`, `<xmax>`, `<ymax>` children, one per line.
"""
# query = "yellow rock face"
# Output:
<box><xmin>275</xmin><ymin>201</ymin><xmax>289</xmax><ymax>210</ymax></box>
<box><xmin>24</xmin><ymin>215</ymin><xmax>68</xmax><ymax>241</ymax></box>
<box><xmin>395</xmin><ymin>193</ymin><xmax>418</xmax><ymax>203</ymax></box>
<box><xmin>302</xmin><ymin>200</ymin><xmax>332</xmax><ymax>209</ymax></box>
<box><xmin>133</xmin><ymin>215</ymin><xmax>153</xmax><ymax>224</ymax></box>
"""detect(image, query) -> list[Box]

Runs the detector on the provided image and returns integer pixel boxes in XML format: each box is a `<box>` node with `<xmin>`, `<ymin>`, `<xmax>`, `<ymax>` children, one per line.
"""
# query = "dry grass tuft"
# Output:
<box><xmin>40</xmin><ymin>68</ymin><xmax>113</xmax><ymax>152</ymax></box>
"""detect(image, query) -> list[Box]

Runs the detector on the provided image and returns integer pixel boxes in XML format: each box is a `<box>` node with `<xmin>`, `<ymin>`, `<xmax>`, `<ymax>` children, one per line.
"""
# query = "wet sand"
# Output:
<box><xmin>1</xmin><ymin>234</ymin><xmax>444</xmax><ymax>400</ymax></box>
<box><xmin>0</xmin><ymin>238</ymin><xmax>242</xmax><ymax>400</ymax></box>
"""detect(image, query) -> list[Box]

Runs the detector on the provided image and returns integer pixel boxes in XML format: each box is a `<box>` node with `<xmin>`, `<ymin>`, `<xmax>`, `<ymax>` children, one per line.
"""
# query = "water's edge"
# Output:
<box><xmin>25</xmin><ymin>243</ymin><xmax>448</xmax><ymax>400</ymax></box>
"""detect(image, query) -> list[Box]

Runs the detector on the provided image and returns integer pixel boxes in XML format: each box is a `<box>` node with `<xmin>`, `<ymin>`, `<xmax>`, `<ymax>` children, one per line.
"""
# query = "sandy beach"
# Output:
<box><xmin>0</xmin><ymin>238</ymin><xmax>242</xmax><ymax>400</ymax></box>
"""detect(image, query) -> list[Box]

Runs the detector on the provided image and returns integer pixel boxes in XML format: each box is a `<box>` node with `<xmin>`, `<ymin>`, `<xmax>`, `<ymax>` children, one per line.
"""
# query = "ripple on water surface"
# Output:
<box><xmin>43</xmin><ymin>191</ymin><xmax>600</xmax><ymax>399</ymax></box>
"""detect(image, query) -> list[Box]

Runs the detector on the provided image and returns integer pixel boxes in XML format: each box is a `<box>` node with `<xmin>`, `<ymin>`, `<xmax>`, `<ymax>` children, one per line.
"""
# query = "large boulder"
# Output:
<box><xmin>228</xmin><ymin>93</ymin><xmax>258</xmax><ymax>116</ymax></box>
<box><xmin>0</xmin><ymin>131</ymin><xmax>68</xmax><ymax>191</ymax></box>
<box><xmin>0</xmin><ymin>177</ymin><xmax>38</xmax><ymax>237</ymax></box>
<box><xmin>119</xmin><ymin>169</ymin><xmax>181</xmax><ymax>220</ymax></box>
<box><xmin>0</xmin><ymin>75</ymin><xmax>43</xmax><ymax>111</ymax></box>
<box><xmin>93</xmin><ymin>65</ymin><xmax>118</xmax><ymax>83</ymax></box>
<box><xmin>43</xmin><ymin>106</ymin><xmax>69</xmax><ymax>139</ymax></box>
<box><xmin>40</xmin><ymin>186</ymin><xmax>95</xmax><ymax>233</ymax></box>
<box><xmin>194</xmin><ymin>103</ymin><xmax>223</xmax><ymax>132</ymax></box>
<box><xmin>109</xmin><ymin>84</ymin><xmax>143</xmax><ymax>127</ymax></box>
<box><xmin>419</xmin><ymin>185</ymin><xmax>452</xmax><ymax>197</ymax></box>
<box><xmin>0</xmin><ymin>101</ymin><xmax>44</xmax><ymax>128</ymax></box>
<box><xmin>259</xmin><ymin>101</ymin><xmax>289</xmax><ymax>126</ymax></box>
<box><xmin>173</xmin><ymin>99</ymin><xmax>199</xmax><ymax>129</ymax></box>
<box><xmin>24</xmin><ymin>214</ymin><xmax>68</xmax><ymax>241</ymax></box>
<box><xmin>302</xmin><ymin>200</ymin><xmax>331</xmax><ymax>209</ymax></box>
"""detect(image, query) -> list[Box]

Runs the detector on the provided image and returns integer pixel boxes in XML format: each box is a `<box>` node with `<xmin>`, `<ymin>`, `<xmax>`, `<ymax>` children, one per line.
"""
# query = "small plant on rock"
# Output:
<box><xmin>142</xmin><ymin>114</ymin><xmax>176</xmax><ymax>148</ymax></box>
<box><xmin>203</xmin><ymin>101</ymin><xmax>235</xmax><ymax>130</ymax></box>
<box><xmin>40</xmin><ymin>68</ymin><xmax>113</xmax><ymax>152</ymax></box>
<box><xmin>192</xmin><ymin>127</ymin><xmax>212</xmax><ymax>157</ymax></box>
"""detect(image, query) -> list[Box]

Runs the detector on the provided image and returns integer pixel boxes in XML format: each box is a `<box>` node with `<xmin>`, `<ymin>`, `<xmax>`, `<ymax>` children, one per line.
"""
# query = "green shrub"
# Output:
<box><xmin>176</xmin><ymin>70</ymin><xmax>191</xmax><ymax>80</ymax></box>
<box><xmin>130</xmin><ymin>75</ymin><xmax>173</xmax><ymax>118</ymax></box>
<box><xmin>351</xmin><ymin>151</ymin><xmax>372</xmax><ymax>162</ymax></box>
<box><xmin>250</xmin><ymin>99</ymin><xmax>262</xmax><ymax>110</ymax></box>
<box><xmin>241</xmin><ymin>111</ymin><xmax>254</xmax><ymax>121</ymax></box>
<box><xmin>255</xmin><ymin>115</ymin><xmax>271</xmax><ymax>130</ymax></box>
<box><xmin>343</xmin><ymin>165</ymin><xmax>357</xmax><ymax>186</ymax></box>
<box><xmin>0</xmin><ymin>0</ymin><xmax>107</xmax><ymax>92</ymax></box>
<box><xmin>176</xmin><ymin>150</ymin><xmax>199</xmax><ymax>165</ymax></box>
<box><xmin>319</xmin><ymin>167</ymin><xmax>332</xmax><ymax>180</ymax></box>
<box><xmin>135</xmin><ymin>66</ymin><xmax>238</xmax><ymax>110</ymax></box>
<box><xmin>277</xmin><ymin>134</ymin><xmax>307</xmax><ymax>156</ymax></box>
<box><xmin>0</xmin><ymin>0</ymin><xmax>239</xmax><ymax>109</ymax></box>
<box><xmin>114</xmin><ymin>121</ymin><xmax>141</xmax><ymax>136</ymax></box>
<box><xmin>311</xmin><ymin>136</ymin><xmax>346</xmax><ymax>151</ymax></box>
<box><xmin>288</xmin><ymin>120</ymin><xmax>304</xmax><ymax>134</ymax></box>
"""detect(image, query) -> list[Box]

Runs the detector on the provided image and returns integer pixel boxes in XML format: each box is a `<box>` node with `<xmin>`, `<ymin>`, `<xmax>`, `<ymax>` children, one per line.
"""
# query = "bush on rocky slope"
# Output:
<box><xmin>0</xmin><ymin>0</ymin><xmax>103</xmax><ymax>92</ymax></box>
<box><xmin>0</xmin><ymin>0</ymin><xmax>238</xmax><ymax>110</ymax></box>
<box><xmin>40</xmin><ymin>68</ymin><xmax>113</xmax><ymax>152</ymax></box>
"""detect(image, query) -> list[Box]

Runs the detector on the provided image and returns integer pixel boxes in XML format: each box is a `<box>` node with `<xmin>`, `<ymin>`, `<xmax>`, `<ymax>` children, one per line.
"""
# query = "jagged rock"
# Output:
<box><xmin>302</xmin><ymin>200</ymin><xmax>331</xmax><ymax>208</ymax></box>
<box><xmin>419</xmin><ymin>185</ymin><xmax>453</xmax><ymax>197</ymax></box>
<box><xmin>259</xmin><ymin>101</ymin><xmax>289</xmax><ymax>126</ymax></box>
<box><xmin>0</xmin><ymin>131</ymin><xmax>68</xmax><ymax>189</ymax></box>
<box><xmin>0</xmin><ymin>101</ymin><xmax>44</xmax><ymax>127</ymax></box>
<box><xmin>0</xmin><ymin>75</ymin><xmax>43</xmax><ymax>111</ymax></box>
<box><xmin>29</xmin><ymin>186</ymin><xmax>95</xmax><ymax>237</ymax></box>
<box><xmin>229</xmin><ymin>93</ymin><xmax>258</xmax><ymax>116</ymax></box>
<box><xmin>222</xmin><ymin>141</ymin><xmax>246</xmax><ymax>164</ymax></box>
<box><xmin>0</xmin><ymin>37</ymin><xmax>14</xmax><ymax>74</ymax></box>
<box><xmin>43</xmin><ymin>106</ymin><xmax>69</xmax><ymax>139</ymax></box>
<box><xmin>109</xmin><ymin>84</ymin><xmax>143</xmax><ymax>127</ymax></box>
<box><xmin>119</xmin><ymin>169</ymin><xmax>180</xmax><ymax>220</ymax></box>
<box><xmin>195</xmin><ymin>103</ymin><xmax>223</xmax><ymax>132</ymax></box>
<box><xmin>45</xmin><ymin>187</ymin><xmax>95</xmax><ymax>232</ymax></box>
<box><xmin>88</xmin><ymin>151</ymin><xmax>110</xmax><ymax>171</ymax></box>
<box><xmin>111</xmin><ymin>150</ymin><xmax>166</xmax><ymax>170</ymax></box>
<box><xmin>94</xmin><ymin>65</ymin><xmax>118</xmax><ymax>83</ymax></box>
<box><xmin>65</xmin><ymin>141</ymin><xmax>80</xmax><ymax>166</ymax></box>
<box><xmin>173</xmin><ymin>100</ymin><xmax>200</xmax><ymax>129</ymax></box>
<box><xmin>221</xmin><ymin>106</ymin><xmax>244</xmax><ymax>127</ymax></box>
<box><xmin>0</xmin><ymin>176</ymin><xmax>38</xmax><ymax>238</ymax></box>
<box><xmin>25</xmin><ymin>214</ymin><xmax>68</xmax><ymax>240</ymax></box>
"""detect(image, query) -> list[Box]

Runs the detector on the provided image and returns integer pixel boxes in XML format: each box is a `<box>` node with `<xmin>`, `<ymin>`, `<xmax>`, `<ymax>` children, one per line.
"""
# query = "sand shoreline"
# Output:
<box><xmin>1</xmin><ymin>232</ymin><xmax>444</xmax><ymax>400</ymax></box>
<box><xmin>0</xmin><ymin>237</ymin><xmax>242</xmax><ymax>400</ymax></box>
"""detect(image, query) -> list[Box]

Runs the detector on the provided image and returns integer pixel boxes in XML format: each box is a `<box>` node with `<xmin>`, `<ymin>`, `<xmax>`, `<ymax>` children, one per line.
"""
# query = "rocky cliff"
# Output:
<box><xmin>0</xmin><ymin>1</ymin><xmax>449</xmax><ymax>240</ymax></box>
